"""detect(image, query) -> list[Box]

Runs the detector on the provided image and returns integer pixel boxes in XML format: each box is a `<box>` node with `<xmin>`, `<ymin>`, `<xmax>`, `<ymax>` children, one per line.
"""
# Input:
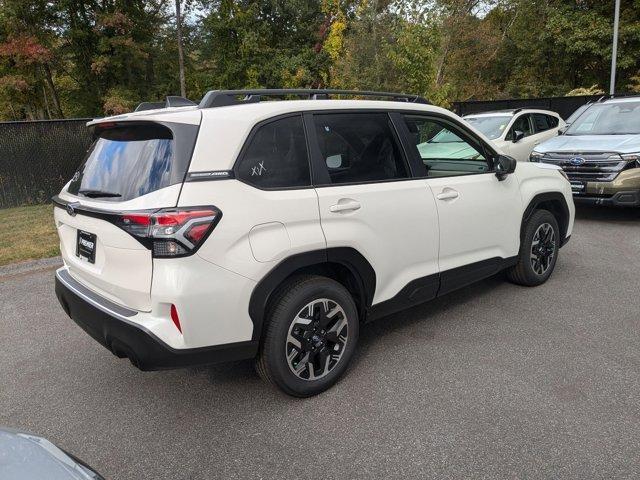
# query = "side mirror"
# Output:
<box><xmin>557</xmin><ymin>125</ymin><xmax>568</xmax><ymax>135</ymax></box>
<box><xmin>495</xmin><ymin>155</ymin><xmax>517</xmax><ymax>180</ymax></box>
<box><xmin>512</xmin><ymin>130</ymin><xmax>525</xmax><ymax>143</ymax></box>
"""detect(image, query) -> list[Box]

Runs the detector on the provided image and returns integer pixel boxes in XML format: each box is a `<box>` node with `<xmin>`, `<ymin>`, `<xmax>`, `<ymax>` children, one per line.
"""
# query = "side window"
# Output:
<box><xmin>236</xmin><ymin>115</ymin><xmax>310</xmax><ymax>189</ymax></box>
<box><xmin>547</xmin><ymin>114</ymin><xmax>559</xmax><ymax>128</ymax></box>
<box><xmin>506</xmin><ymin>114</ymin><xmax>533</xmax><ymax>140</ymax></box>
<box><xmin>402</xmin><ymin>115</ymin><xmax>489</xmax><ymax>177</ymax></box>
<box><xmin>313</xmin><ymin>113</ymin><xmax>408</xmax><ymax>184</ymax></box>
<box><xmin>532</xmin><ymin>113</ymin><xmax>552</xmax><ymax>133</ymax></box>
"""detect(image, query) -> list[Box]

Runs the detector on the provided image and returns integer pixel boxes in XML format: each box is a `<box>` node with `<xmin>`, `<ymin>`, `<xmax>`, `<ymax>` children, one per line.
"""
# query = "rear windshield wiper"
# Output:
<box><xmin>78</xmin><ymin>189</ymin><xmax>122</xmax><ymax>198</ymax></box>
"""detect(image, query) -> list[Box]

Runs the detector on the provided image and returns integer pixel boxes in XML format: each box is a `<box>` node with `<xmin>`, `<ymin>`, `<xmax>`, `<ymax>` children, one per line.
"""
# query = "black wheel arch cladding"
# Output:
<box><xmin>521</xmin><ymin>192</ymin><xmax>570</xmax><ymax>246</ymax></box>
<box><xmin>248</xmin><ymin>247</ymin><xmax>376</xmax><ymax>341</ymax></box>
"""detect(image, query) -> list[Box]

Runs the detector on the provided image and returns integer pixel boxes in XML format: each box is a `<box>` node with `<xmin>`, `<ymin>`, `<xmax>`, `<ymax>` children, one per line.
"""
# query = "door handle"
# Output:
<box><xmin>329</xmin><ymin>200</ymin><xmax>361</xmax><ymax>213</ymax></box>
<box><xmin>436</xmin><ymin>189</ymin><xmax>459</xmax><ymax>201</ymax></box>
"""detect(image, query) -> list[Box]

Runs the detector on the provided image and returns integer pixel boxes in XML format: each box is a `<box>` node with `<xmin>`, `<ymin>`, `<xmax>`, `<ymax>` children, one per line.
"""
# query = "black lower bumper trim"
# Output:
<box><xmin>574</xmin><ymin>190</ymin><xmax>640</xmax><ymax>207</ymax></box>
<box><xmin>55</xmin><ymin>271</ymin><xmax>258</xmax><ymax>371</ymax></box>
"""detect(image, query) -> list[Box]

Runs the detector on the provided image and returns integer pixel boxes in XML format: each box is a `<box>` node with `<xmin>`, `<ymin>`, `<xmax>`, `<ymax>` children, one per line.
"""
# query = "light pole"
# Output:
<box><xmin>609</xmin><ymin>0</ymin><xmax>621</xmax><ymax>96</ymax></box>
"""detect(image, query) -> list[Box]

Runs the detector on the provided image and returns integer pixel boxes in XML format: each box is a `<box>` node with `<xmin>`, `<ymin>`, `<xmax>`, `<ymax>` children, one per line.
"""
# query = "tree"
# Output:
<box><xmin>0</xmin><ymin>0</ymin><xmax>639</xmax><ymax>120</ymax></box>
<box><xmin>195</xmin><ymin>1</ymin><xmax>331</xmax><ymax>91</ymax></box>
<box><xmin>0</xmin><ymin>0</ymin><xmax>64</xmax><ymax>119</ymax></box>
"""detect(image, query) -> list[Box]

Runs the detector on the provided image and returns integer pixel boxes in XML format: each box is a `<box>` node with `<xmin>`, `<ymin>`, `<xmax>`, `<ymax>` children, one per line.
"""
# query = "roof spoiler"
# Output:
<box><xmin>134</xmin><ymin>96</ymin><xmax>197</xmax><ymax>112</ymax></box>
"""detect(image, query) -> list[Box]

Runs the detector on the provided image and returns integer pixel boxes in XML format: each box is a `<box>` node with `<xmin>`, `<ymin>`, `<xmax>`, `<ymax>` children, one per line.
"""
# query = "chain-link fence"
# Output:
<box><xmin>0</xmin><ymin>119</ymin><xmax>93</xmax><ymax>208</ymax></box>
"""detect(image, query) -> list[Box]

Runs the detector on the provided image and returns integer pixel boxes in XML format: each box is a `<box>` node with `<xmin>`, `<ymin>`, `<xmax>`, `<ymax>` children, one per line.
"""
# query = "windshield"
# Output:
<box><xmin>429</xmin><ymin>128</ymin><xmax>463</xmax><ymax>143</ymax></box>
<box><xmin>68</xmin><ymin>122</ymin><xmax>197</xmax><ymax>201</ymax></box>
<box><xmin>565</xmin><ymin>101</ymin><xmax>640</xmax><ymax>135</ymax></box>
<box><xmin>565</xmin><ymin>104</ymin><xmax>590</xmax><ymax>125</ymax></box>
<box><xmin>465</xmin><ymin>115</ymin><xmax>511</xmax><ymax>140</ymax></box>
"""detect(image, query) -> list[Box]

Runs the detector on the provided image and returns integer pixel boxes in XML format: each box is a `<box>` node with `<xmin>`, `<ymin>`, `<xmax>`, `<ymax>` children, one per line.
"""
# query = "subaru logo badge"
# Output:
<box><xmin>66</xmin><ymin>202</ymin><xmax>79</xmax><ymax>217</ymax></box>
<box><xmin>569</xmin><ymin>156</ymin><xmax>585</xmax><ymax>166</ymax></box>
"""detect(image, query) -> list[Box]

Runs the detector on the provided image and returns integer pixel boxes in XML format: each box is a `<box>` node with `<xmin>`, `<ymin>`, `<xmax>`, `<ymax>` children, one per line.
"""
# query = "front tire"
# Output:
<box><xmin>255</xmin><ymin>275</ymin><xmax>359</xmax><ymax>397</ymax></box>
<box><xmin>507</xmin><ymin>209</ymin><xmax>560</xmax><ymax>286</ymax></box>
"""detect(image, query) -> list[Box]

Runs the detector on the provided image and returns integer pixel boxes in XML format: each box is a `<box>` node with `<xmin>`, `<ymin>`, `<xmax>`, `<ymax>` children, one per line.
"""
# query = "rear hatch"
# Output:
<box><xmin>54</xmin><ymin>115</ymin><xmax>200</xmax><ymax>311</ymax></box>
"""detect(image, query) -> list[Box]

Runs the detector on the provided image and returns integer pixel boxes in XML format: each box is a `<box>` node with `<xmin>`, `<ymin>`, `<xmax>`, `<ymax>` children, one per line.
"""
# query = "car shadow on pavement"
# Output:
<box><xmin>195</xmin><ymin>272</ymin><xmax>504</xmax><ymax>396</ymax></box>
<box><xmin>575</xmin><ymin>204</ymin><xmax>640</xmax><ymax>223</ymax></box>
<box><xmin>191</xmin><ymin>209</ymin><xmax>627</xmax><ymax>396</ymax></box>
<box><xmin>349</xmin><ymin>274</ymin><xmax>504</xmax><ymax>371</ymax></box>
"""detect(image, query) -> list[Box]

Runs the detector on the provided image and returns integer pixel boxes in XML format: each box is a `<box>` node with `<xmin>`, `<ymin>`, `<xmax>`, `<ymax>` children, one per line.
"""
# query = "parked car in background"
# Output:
<box><xmin>53</xmin><ymin>89</ymin><xmax>574</xmax><ymax>397</ymax></box>
<box><xmin>562</xmin><ymin>102</ymin><xmax>593</xmax><ymax>132</ymax></box>
<box><xmin>531</xmin><ymin>96</ymin><xmax>640</xmax><ymax>207</ymax></box>
<box><xmin>464</xmin><ymin>109</ymin><xmax>565</xmax><ymax>162</ymax></box>
<box><xmin>0</xmin><ymin>427</ymin><xmax>103</xmax><ymax>479</ymax></box>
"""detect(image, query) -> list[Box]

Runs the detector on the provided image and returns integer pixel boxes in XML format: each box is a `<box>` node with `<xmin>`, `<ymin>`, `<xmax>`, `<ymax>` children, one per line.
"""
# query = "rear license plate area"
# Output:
<box><xmin>76</xmin><ymin>230</ymin><xmax>97</xmax><ymax>264</ymax></box>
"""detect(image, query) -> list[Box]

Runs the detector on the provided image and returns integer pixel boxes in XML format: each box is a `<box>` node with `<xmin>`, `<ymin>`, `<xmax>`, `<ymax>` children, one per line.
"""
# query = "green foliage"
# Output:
<box><xmin>196</xmin><ymin>0</ymin><xmax>330</xmax><ymax>90</ymax></box>
<box><xmin>0</xmin><ymin>0</ymin><xmax>638</xmax><ymax>119</ymax></box>
<box><xmin>567</xmin><ymin>85</ymin><xmax>605</xmax><ymax>96</ymax></box>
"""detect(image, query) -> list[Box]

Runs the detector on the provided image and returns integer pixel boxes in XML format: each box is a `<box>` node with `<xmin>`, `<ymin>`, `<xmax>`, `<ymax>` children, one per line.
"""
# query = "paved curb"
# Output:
<box><xmin>0</xmin><ymin>256</ymin><xmax>62</xmax><ymax>279</ymax></box>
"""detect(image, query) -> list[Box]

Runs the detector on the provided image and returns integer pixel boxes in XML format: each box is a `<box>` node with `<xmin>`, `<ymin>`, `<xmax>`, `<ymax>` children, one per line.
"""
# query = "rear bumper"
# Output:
<box><xmin>573</xmin><ymin>190</ymin><xmax>640</xmax><ymax>207</ymax></box>
<box><xmin>55</xmin><ymin>268</ymin><xmax>257</xmax><ymax>370</ymax></box>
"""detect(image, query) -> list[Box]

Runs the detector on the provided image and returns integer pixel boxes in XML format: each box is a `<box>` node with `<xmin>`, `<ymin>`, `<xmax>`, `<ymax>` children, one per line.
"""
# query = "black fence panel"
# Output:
<box><xmin>452</xmin><ymin>94</ymin><xmax>609</xmax><ymax>120</ymax></box>
<box><xmin>0</xmin><ymin>118</ymin><xmax>93</xmax><ymax>208</ymax></box>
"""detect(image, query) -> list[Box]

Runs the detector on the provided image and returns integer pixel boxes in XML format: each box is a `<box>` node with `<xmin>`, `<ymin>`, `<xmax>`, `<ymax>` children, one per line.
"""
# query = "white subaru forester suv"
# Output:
<box><xmin>54</xmin><ymin>89</ymin><xmax>575</xmax><ymax>397</ymax></box>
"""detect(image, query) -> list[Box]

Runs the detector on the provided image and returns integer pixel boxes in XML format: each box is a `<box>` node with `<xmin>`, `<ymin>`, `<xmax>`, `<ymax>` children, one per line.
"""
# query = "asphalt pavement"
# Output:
<box><xmin>1</xmin><ymin>205</ymin><xmax>639</xmax><ymax>480</ymax></box>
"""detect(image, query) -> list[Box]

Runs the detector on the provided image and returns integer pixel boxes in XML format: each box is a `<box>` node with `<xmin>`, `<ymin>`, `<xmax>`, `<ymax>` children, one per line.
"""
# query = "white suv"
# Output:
<box><xmin>53</xmin><ymin>89</ymin><xmax>575</xmax><ymax>397</ymax></box>
<box><xmin>464</xmin><ymin>109</ymin><xmax>565</xmax><ymax>162</ymax></box>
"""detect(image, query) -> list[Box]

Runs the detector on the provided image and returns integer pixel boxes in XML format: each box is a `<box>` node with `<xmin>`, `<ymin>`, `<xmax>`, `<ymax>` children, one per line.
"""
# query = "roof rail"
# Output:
<box><xmin>513</xmin><ymin>106</ymin><xmax>551</xmax><ymax>113</ymax></box>
<box><xmin>198</xmin><ymin>89</ymin><xmax>430</xmax><ymax>109</ymax></box>
<box><xmin>134</xmin><ymin>96</ymin><xmax>197</xmax><ymax>112</ymax></box>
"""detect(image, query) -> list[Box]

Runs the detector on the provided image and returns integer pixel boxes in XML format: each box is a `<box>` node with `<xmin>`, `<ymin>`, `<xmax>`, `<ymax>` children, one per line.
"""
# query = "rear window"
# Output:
<box><xmin>68</xmin><ymin>122</ymin><xmax>198</xmax><ymax>201</ymax></box>
<box><xmin>235</xmin><ymin>115</ymin><xmax>310</xmax><ymax>189</ymax></box>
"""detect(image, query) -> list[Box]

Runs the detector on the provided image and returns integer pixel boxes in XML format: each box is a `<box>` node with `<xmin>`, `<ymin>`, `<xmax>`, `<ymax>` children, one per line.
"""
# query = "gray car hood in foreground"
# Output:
<box><xmin>0</xmin><ymin>427</ymin><xmax>103</xmax><ymax>480</ymax></box>
<box><xmin>536</xmin><ymin>134</ymin><xmax>640</xmax><ymax>154</ymax></box>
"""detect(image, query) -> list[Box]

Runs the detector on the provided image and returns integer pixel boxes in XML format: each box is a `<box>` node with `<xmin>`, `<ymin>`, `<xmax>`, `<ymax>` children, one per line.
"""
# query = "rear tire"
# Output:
<box><xmin>507</xmin><ymin>209</ymin><xmax>560</xmax><ymax>286</ymax></box>
<box><xmin>255</xmin><ymin>275</ymin><xmax>359</xmax><ymax>397</ymax></box>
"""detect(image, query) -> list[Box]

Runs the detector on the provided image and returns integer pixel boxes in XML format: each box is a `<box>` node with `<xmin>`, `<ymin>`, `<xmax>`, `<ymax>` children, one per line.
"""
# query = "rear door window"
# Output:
<box><xmin>236</xmin><ymin>115</ymin><xmax>310</xmax><ymax>189</ymax></box>
<box><xmin>532</xmin><ymin>113</ymin><xmax>558</xmax><ymax>133</ymax></box>
<box><xmin>68</xmin><ymin>122</ymin><xmax>198</xmax><ymax>201</ymax></box>
<box><xmin>532</xmin><ymin>114</ymin><xmax>550</xmax><ymax>132</ymax></box>
<box><xmin>312</xmin><ymin>113</ymin><xmax>408</xmax><ymax>185</ymax></box>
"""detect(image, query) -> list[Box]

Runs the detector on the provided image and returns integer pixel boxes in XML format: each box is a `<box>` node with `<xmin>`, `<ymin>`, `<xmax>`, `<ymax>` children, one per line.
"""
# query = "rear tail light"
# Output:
<box><xmin>118</xmin><ymin>207</ymin><xmax>220</xmax><ymax>258</ymax></box>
